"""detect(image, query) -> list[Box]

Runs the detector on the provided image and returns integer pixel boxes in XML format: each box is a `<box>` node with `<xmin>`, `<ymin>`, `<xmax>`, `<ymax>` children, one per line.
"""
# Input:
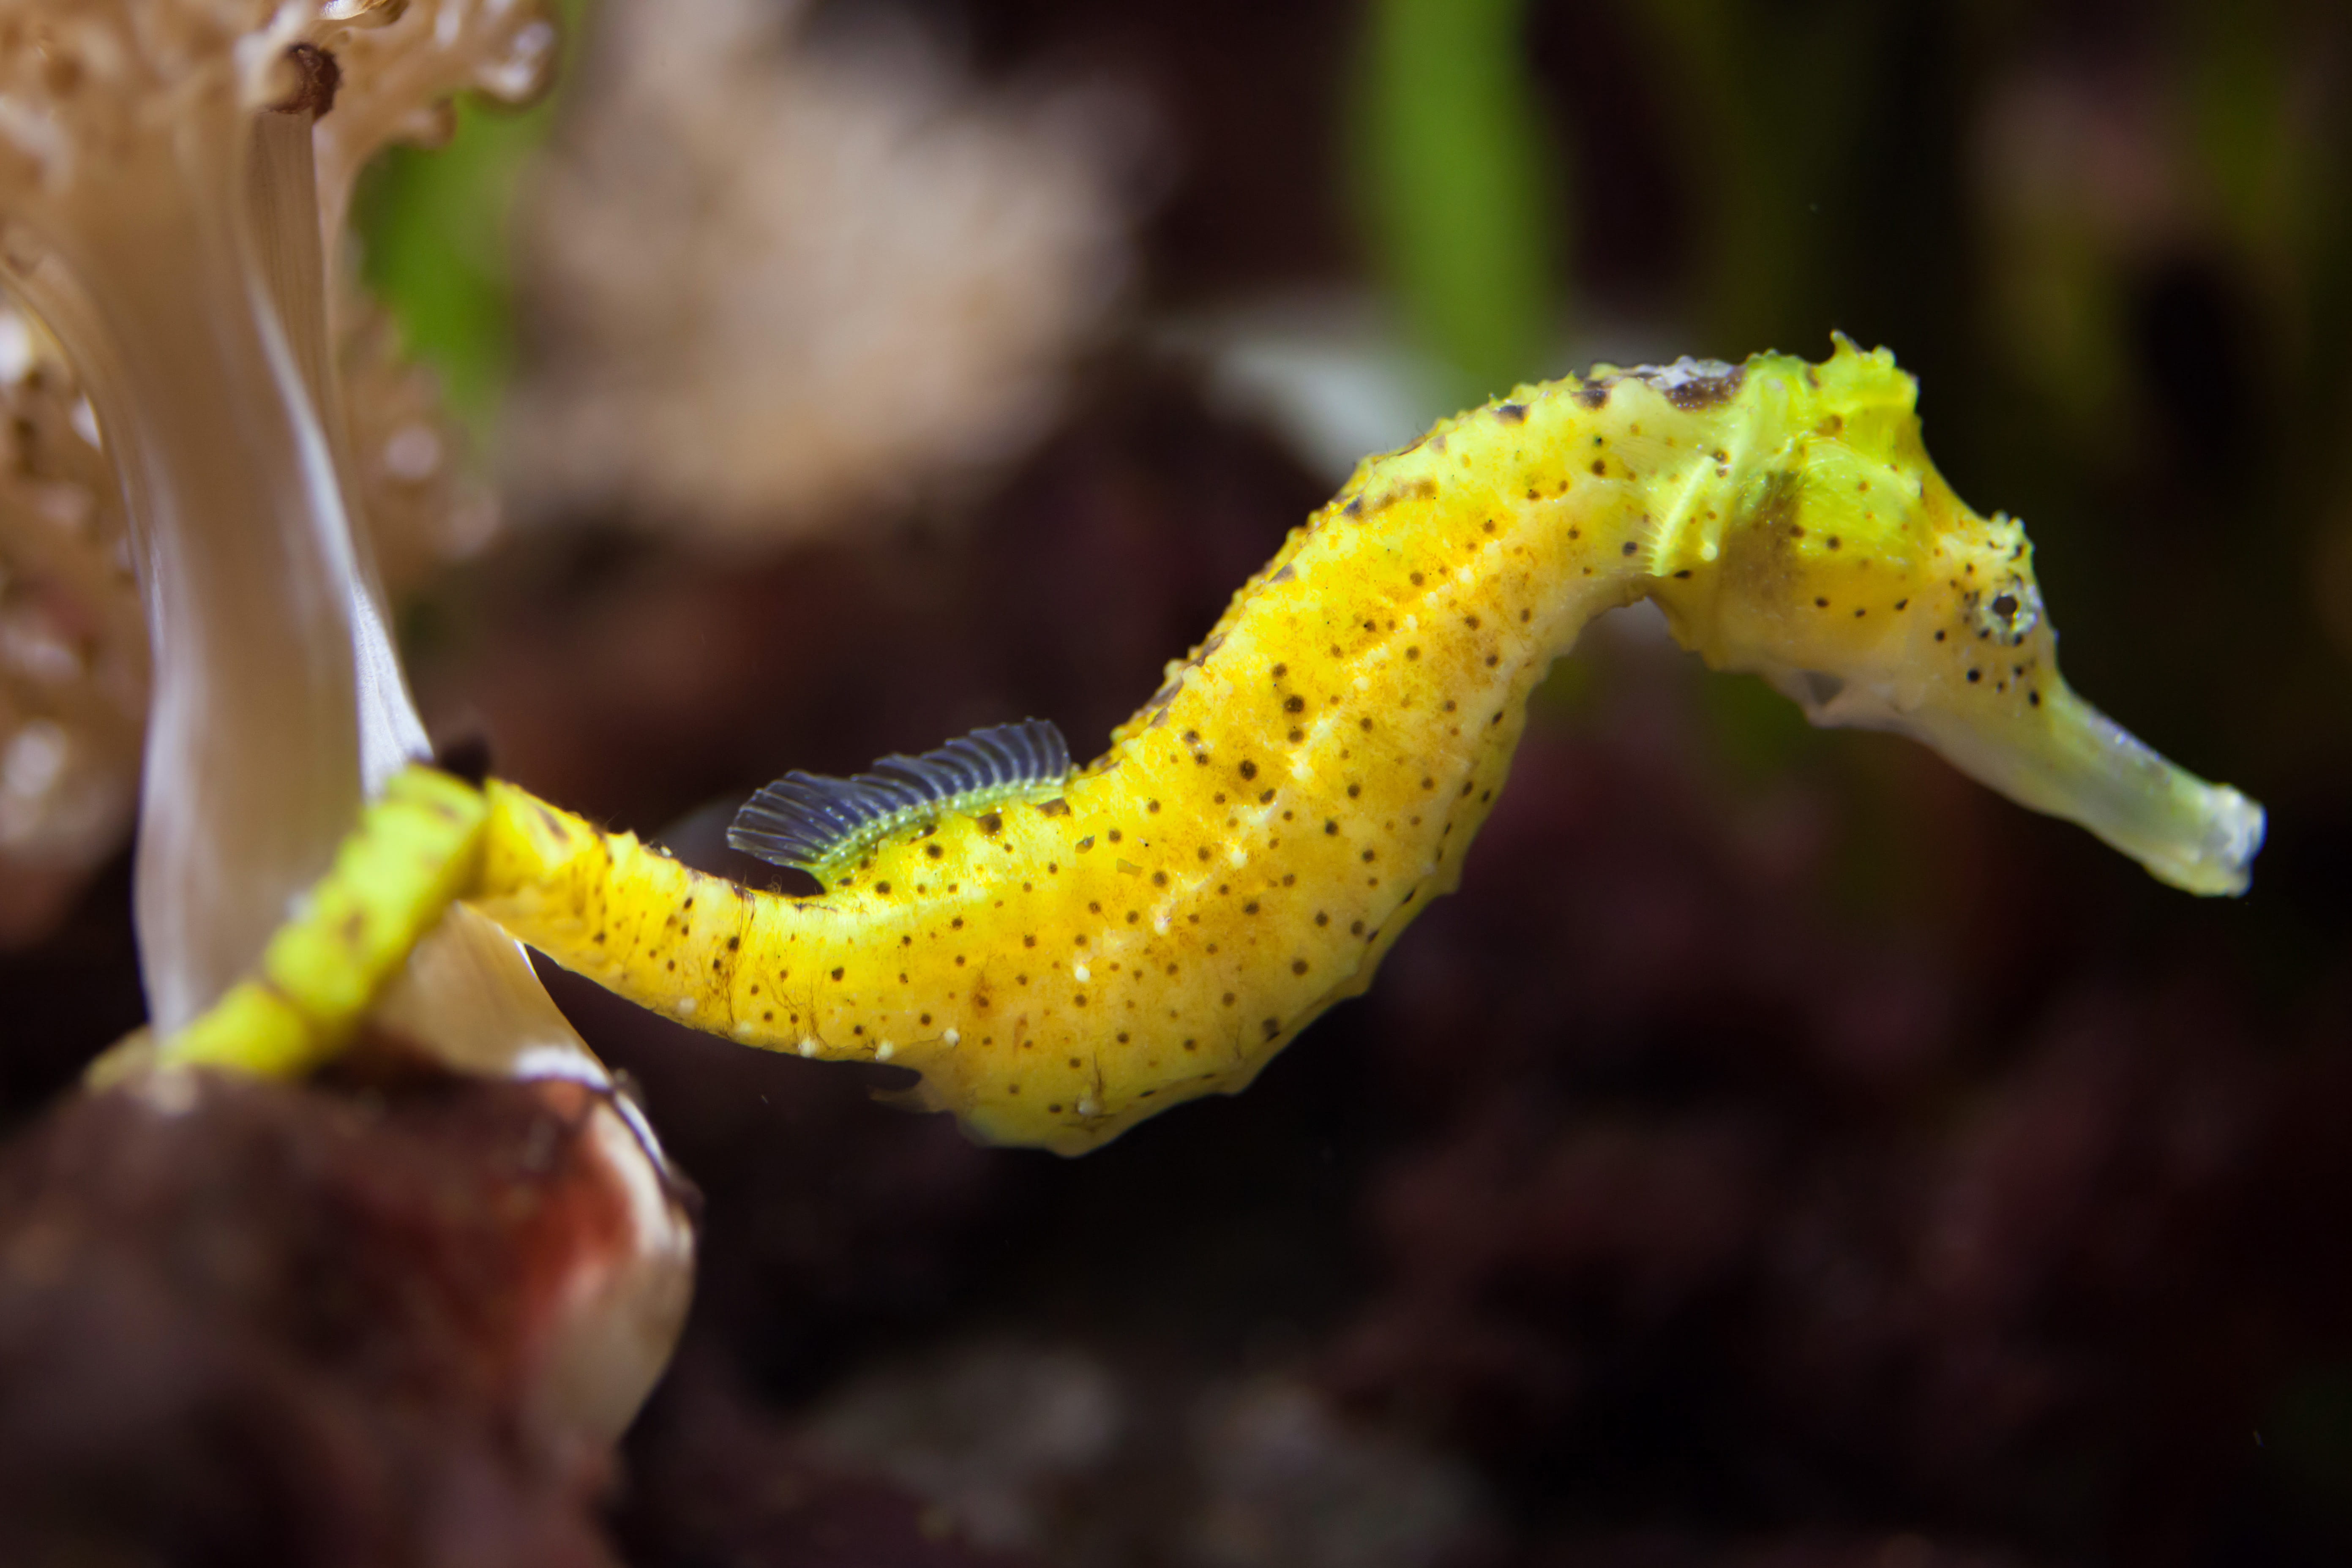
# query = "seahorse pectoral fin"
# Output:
<box><xmin>1778</xmin><ymin>669</ymin><xmax>2264</xmax><ymax>897</ymax></box>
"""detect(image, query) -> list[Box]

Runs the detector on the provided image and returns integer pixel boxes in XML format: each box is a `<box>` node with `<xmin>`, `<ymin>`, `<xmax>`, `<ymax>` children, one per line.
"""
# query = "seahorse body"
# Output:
<box><xmin>467</xmin><ymin>338</ymin><xmax>2262</xmax><ymax>1155</ymax></box>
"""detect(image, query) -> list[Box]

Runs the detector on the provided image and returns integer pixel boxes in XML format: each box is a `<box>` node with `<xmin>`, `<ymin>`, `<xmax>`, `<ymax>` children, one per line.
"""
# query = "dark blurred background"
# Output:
<box><xmin>11</xmin><ymin>1</ymin><xmax>2352</xmax><ymax>1563</ymax></box>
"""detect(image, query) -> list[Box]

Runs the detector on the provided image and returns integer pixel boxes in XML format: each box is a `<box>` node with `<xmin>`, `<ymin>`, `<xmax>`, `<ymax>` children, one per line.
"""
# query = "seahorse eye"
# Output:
<box><xmin>1972</xmin><ymin>580</ymin><xmax>2041</xmax><ymax>643</ymax></box>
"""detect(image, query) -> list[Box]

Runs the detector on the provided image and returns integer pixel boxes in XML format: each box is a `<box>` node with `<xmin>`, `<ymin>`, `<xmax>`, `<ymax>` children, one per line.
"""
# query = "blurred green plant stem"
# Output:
<box><xmin>1351</xmin><ymin>0</ymin><xmax>1563</xmax><ymax>404</ymax></box>
<box><xmin>355</xmin><ymin>0</ymin><xmax>588</xmax><ymax>435</ymax></box>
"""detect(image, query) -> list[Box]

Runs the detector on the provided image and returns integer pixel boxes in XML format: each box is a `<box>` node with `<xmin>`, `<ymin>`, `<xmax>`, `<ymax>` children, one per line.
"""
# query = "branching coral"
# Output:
<box><xmin>0</xmin><ymin>0</ymin><xmax>499</xmax><ymax>939</ymax></box>
<box><xmin>503</xmin><ymin>0</ymin><xmax>1135</xmax><ymax>537</ymax></box>
<box><xmin>308</xmin><ymin>0</ymin><xmax>557</xmax><ymax>251</ymax></box>
<box><xmin>0</xmin><ymin>0</ymin><xmax>687</xmax><ymax>1439</ymax></box>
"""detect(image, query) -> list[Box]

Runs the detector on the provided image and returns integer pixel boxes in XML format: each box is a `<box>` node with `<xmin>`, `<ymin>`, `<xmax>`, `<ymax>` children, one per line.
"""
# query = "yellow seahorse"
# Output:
<box><xmin>451</xmin><ymin>337</ymin><xmax>2262</xmax><ymax>1155</ymax></box>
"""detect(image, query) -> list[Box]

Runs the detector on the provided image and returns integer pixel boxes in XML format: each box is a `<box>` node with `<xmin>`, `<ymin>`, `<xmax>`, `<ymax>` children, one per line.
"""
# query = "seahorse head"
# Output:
<box><xmin>1653</xmin><ymin>337</ymin><xmax>2262</xmax><ymax>895</ymax></box>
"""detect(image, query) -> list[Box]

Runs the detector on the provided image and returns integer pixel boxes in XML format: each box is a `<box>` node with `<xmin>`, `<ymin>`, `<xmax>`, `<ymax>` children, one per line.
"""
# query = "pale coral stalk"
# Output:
<box><xmin>0</xmin><ymin>0</ymin><xmax>686</xmax><ymax>1438</ymax></box>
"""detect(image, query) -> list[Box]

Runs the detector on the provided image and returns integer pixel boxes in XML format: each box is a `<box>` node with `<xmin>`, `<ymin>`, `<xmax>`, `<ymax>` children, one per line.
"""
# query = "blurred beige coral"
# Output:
<box><xmin>503</xmin><ymin>0</ymin><xmax>1136</xmax><ymax>539</ymax></box>
<box><xmin>340</xmin><ymin>292</ymin><xmax>502</xmax><ymax>587</ymax></box>
<box><xmin>0</xmin><ymin>308</ymin><xmax>143</xmax><ymax>939</ymax></box>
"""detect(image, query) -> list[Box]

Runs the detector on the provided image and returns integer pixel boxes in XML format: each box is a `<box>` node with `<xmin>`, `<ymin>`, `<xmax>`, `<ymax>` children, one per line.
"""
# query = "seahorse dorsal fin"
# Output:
<box><xmin>728</xmin><ymin>719</ymin><xmax>1073</xmax><ymax>876</ymax></box>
